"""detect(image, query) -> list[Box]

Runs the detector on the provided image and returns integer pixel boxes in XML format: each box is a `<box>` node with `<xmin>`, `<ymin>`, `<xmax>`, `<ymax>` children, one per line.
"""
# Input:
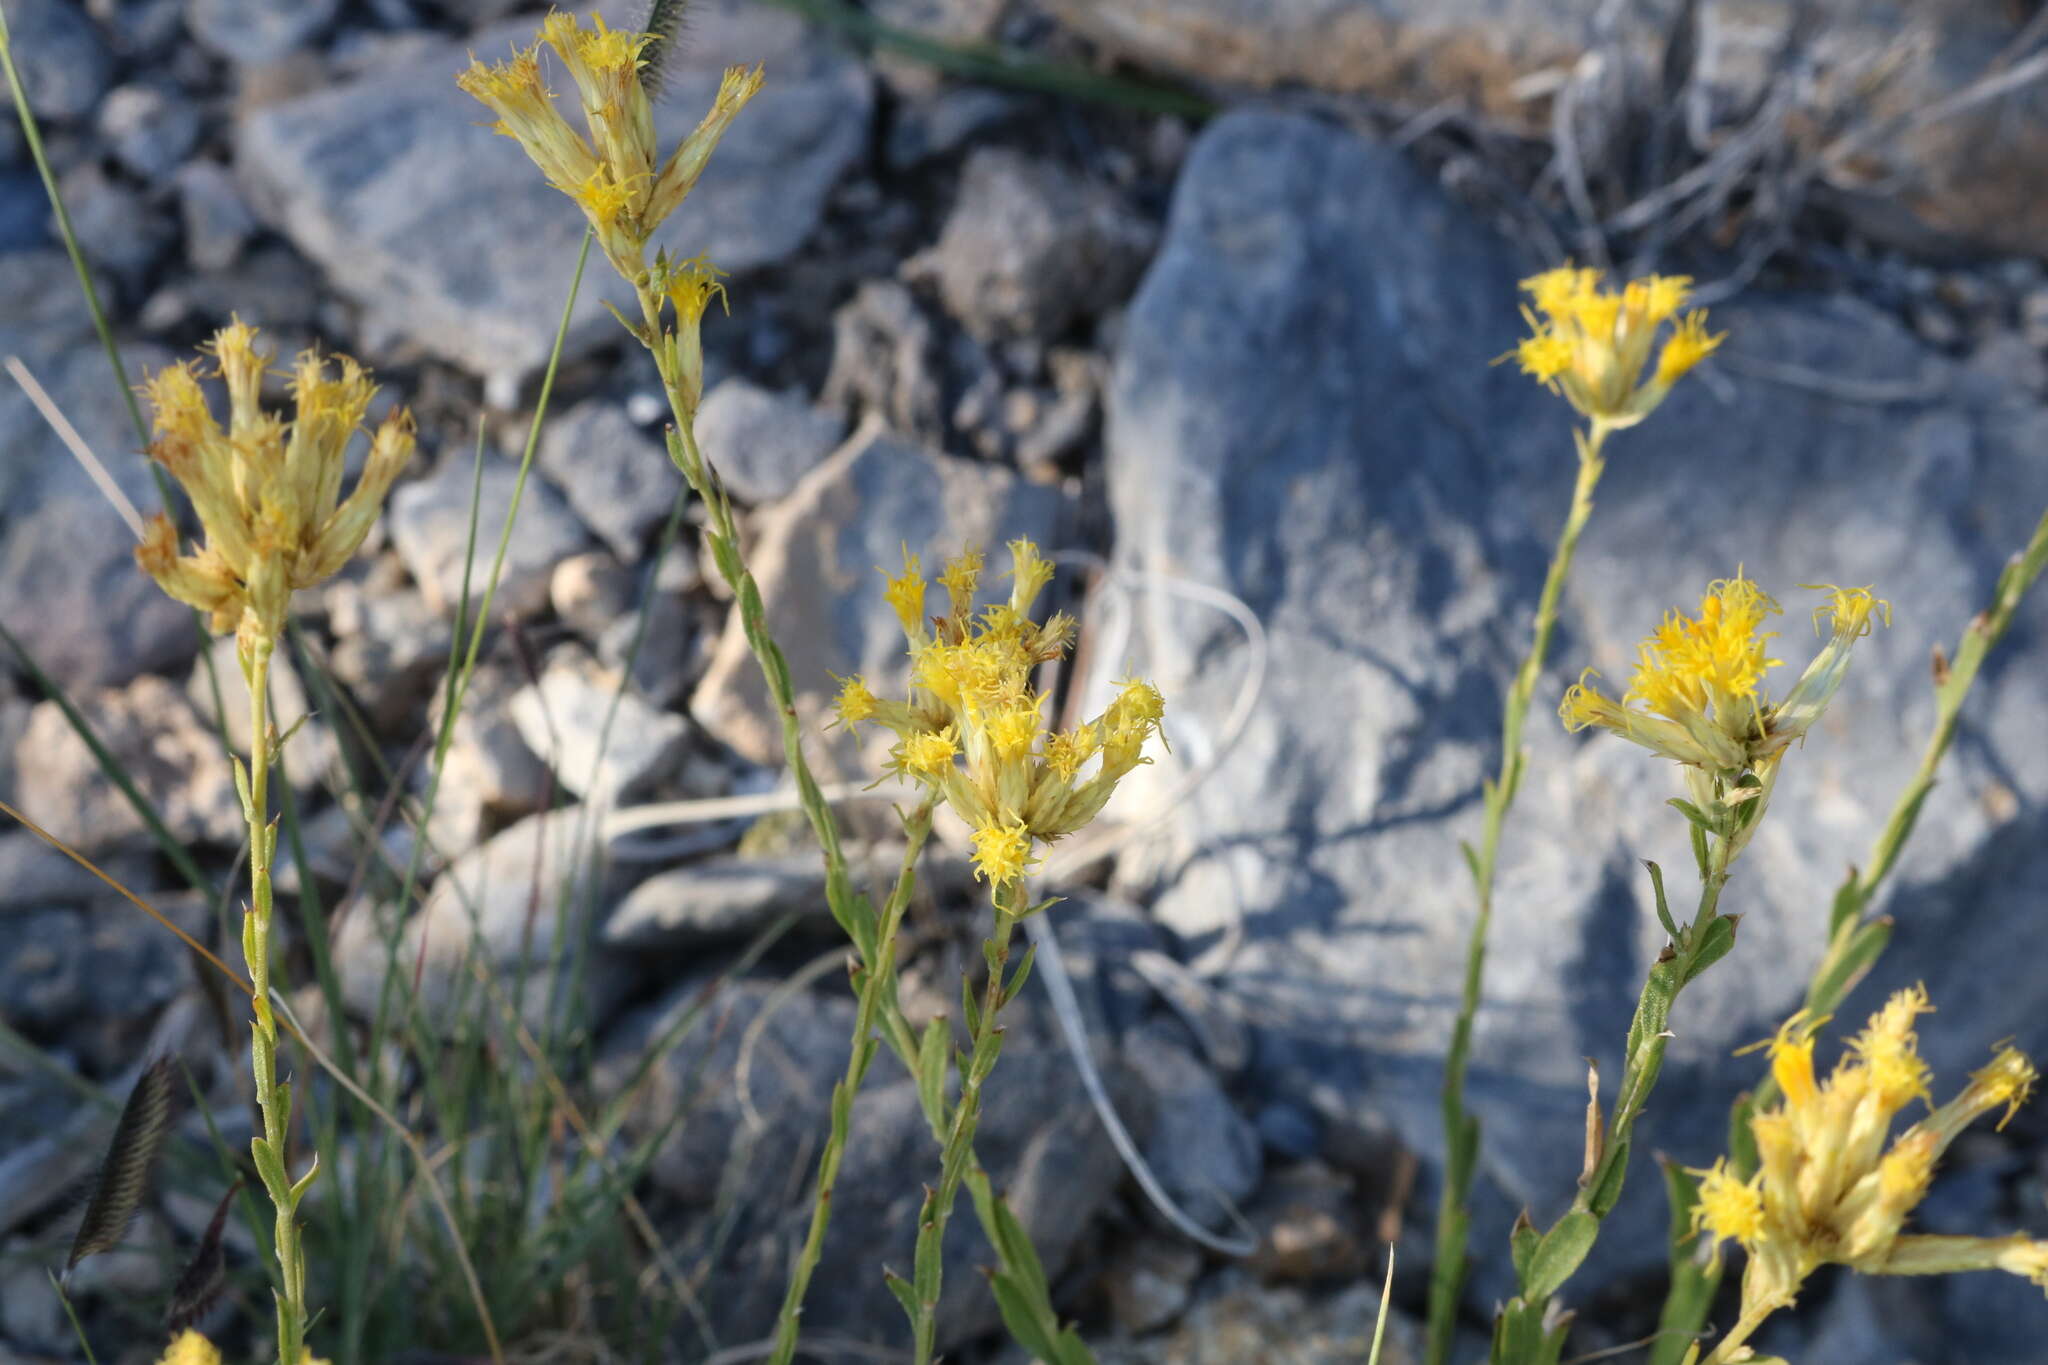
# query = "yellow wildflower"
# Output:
<box><xmin>136</xmin><ymin>322</ymin><xmax>414</xmax><ymax>651</ymax></box>
<box><xmin>1505</xmin><ymin>265</ymin><xmax>1722</xmax><ymax>427</ymax></box>
<box><xmin>1689</xmin><ymin>989</ymin><xmax>2048</xmax><ymax>1359</ymax></box>
<box><xmin>831</xmin><ymin>674</ymin><xmax>879</xmax><ymax>729</ymax></box>
<box><xmin>457</xmin><ymin>12</ymin><xmax>761</xmax><ymax>276</ymax></box>
<box><xmin>839</xmin><ymin>538</ymin><xmax>1164</xmax><ymax>900</ymax></box>
<box><xmin>969</xmin><ymin>819</ymin><xmax>1037</xmax><ymax>886</ymax></box>
<box><xmin>1559</xmin><ymin>574</ymin><xmax>1885</xmax><ymax>779</ymax></box>
<box><xmin>157</xmin><ymin>1333</ymin><xmax>222</xmax><ymax>1365</ymax></box>
<box><xmin>1690</xmin><ymin>1158</ymin><xmax>1765</xmax><ymax>1250</ymax></box>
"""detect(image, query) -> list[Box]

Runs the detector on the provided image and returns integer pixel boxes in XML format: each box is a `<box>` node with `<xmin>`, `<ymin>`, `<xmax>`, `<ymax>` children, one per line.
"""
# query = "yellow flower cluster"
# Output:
<box><xmin>1508</xmin><ymin>266</ymin><xmax>1723</xmax><ymax>426</ymax></box>
<box><xmin>1690</xmin><ymin>988</ymin><xmax>2045</xmax><ymax>1350</ymax></box>
<box><xmin>154</xmin><ymin>1332</ymin><xmax>330</xmax><ymax>1365</ymax></box>
<box><xmin>1560</xmin><ymin>575</ymin><xmax>1887</xmax><ymax>777</ymax></box>
<box><xmin>833</xmin><ymin>539</ymin><xmax>1165</xmax><ymax>888</ymax></box>
<box><xmin>457</xmin><ymin>10</ymin><xmax>762</xmax><ymax>276</ymax></box>
<box><xmin>135</xmin><ymin>321</ymin><xmax>414</xmax><ymax>651</ymax></box>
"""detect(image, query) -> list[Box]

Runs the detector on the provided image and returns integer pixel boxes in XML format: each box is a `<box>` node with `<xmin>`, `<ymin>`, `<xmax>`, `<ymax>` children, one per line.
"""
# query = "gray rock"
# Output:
<box><xmin>886</xmin><ymin>87</ymin><xmax>1026</xmax><ymax>171</ymax></box>
<box><xmin>0</xmin><ymin>265</ymin><xmax>185</xmax><ymax>694</ymax></box>
<box><xmin>335</xmin><ymin>805</ymin><xmax>637</xmax><ymax>1026</ymax></box>
<box><xmin>2</xmin><ymin>0</ymin><xmax>114</xmax><ymax>121</ymax></box>
<box><xmin>694</xmin><ymin>378</ymin><xmax>846</xmax><ymax>505</ymax></box>
<box><xmin>689</xmin><ymin>423</ymin><xmax>1061</xmax><ymax>767</ymax></box>
<box><xmin>186</xmin><ymin>634</ymin><xmax>337</xmax><ymax>792</ymax></box>
<box><xmin>820</xmin><ymin>279</ymin><xmax>945</xmax><ymax>440</ymax></box>
<box><xmin>508</xmin><ymin>647</ymin><xmax>690</xmax><ymax>802</ymax></box>
<box><xmin>0</xmin><ymin>829</ymin><xmax>150</xmax><ymax>909</ymax></box>
<box><xmin>1124</xmin><ymin>1019</ymin><xmax>1262</xmax><ymax>1231</ymax></box>
<box><xmin>12</xmin><ymin>675</ymin><xmax>242</xmax><ymax>855</ymax></box>
<box><xmin>1095</xmin><ymin>1271</ymin><xmax>1423</xmax><ymax>1365</ymax></box>
<box><xmin>595</xmin><ymin>580</ymin><xmax>700</xmax><ymax>709</ymax></box>
<box><xmin>604</xmin><ymin>843</ymin><xmax>970</xmax><ymax>949</ymax></box>
<box><xmin>535</xmin><ymin>400</ymin><xmax>676</xmax><ymax>558</ymax></box>
<box><xmin>176</xmin><ymin>159</ymin><xmax>259</xmax><ymax>271</ymax></box>
<box><xmin>323</xmin><ymin>560</ymin><xmax>453</xmax><ymax>732</ymax></box>
<box><xmin>54</xmin><ymin>160</ymin><xmax>177</xmax><ymax>294</ymax></box>
<box><xmin>96</xmin><ymin>82</ymin><xmax>202</xmax><ymax>181</ymax></box>
<box><xmin>234</xmin><ymin>1</ymin><xmax>873</xmax><ymax>387</ymax></box>
<box><xmin>0</xmin><ymin>895</ymin><xmax>202</xmax><ymax>1072</ymax></box>
<box><xmin>603</xmin><ymin>852</ymin><xmax>833</xmax><ymax>949</ymax></box>
<box><xmin>274</xmin><ymin>798</ymin><xmax>421</xmax><ymax>898</ymax></box>
<box><xmin>609</xmin><ymin>977</ymin><xmax>1137</xmax><ymax>1355</ymax></box>
<box><xmin>1096</xmin><ymin>108</ymin><xmax>2048</xmax><ymax>1299</ymax></box>
<box><xmin>911</xmin><ymin>147</ymin><xmax>1155</xmax><ymax>342</ymax></box>
<box><xmin>186</xmin><ymin>0</ymin><xmax>341</xmax><ymax>64</ymax></box>
<box><xmin>421</xmin><ymin>660</ymin><xmax>552</xmax><ymax>853</ymax></box>
<box><xmin>385</xmin><ymin>455</ymin><xmax>590</xmax><ymax>619</ymax></box>
<box><xmin>549</xmin><ymin>550</ymin><xmax>635</xmax><ymax>641</ymax></box>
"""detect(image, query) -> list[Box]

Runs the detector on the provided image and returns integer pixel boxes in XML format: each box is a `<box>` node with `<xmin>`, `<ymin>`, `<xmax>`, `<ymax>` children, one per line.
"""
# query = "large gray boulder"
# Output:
<box><xmin>1099</xmin><ymin>109</ymin><xmax>2048</xmax><ymax>1318</ymax></box>
<box><xmin>234</xmin><ymin>1</ymin><xmax>873</xmax><ymax>390</ymax></box>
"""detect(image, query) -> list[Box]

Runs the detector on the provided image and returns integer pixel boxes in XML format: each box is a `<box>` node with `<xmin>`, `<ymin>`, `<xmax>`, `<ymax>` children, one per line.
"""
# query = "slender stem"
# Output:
<box><xmin>1428</xmin><ymin>423</ymin><xmax>1610</xmax><ymax>1362</ymax></box>
<box><xmin>240</xmin><ymin>637</ymin><xmax>310</xmax><ymax>1364</ymax></box>
<box><xmin>1699</xmin><ymin>1301</ymin><xmax>1775</xmax><ymax>1365</ymax></box>
<box><xmin>768</xmin><ymin>804</ymin><xmax>935</xmax><ymax>1365</ymax></box>
<box><xmin>911</xmin><ymin>883</ymin><xmax>1023</xmax><ymax>1365</ymax></box>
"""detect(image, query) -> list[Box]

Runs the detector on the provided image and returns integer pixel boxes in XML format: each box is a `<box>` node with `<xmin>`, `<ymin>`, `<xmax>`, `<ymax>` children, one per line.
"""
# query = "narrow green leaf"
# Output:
<box><xmin>989</xmin><ymin>1184</ymin><xmax>1050</xmax><ymax>1303</ymax></box>
<box><xmin>985</xmin><ymin>1272</ymin><xmax>1061</xmax><ymax>1361</ymax></box>
<box><xmin>1806</xmin><ymin>917</ymin><xmax>1893</xmax><ymax>1016</ymax></box>
<box><xmin>1460</xmin><ymin>839</ymin><xmax>1483</xmax><ymax>888</ymax></box>
<box><xmin>916</xmin><ymin>1017</ymin><xmax>949</xmax><ymax>1127</ymax></box>
<box><xmin>1727</xmin><ymin>1090</ymin><xmax>1760</xmax><ymax>1175</ymax></box>
<box><xmin>1522</xmin><ymin>1209</ymin><xmax>1597</xmax><ymax>1301</ymax></box>
<box><xmin>1002</xmin><ymin>943</ymin><xmax>1037</xmax><ymax>1007</ymax></box>
<box><xmin>1585</xmin><ymin>1137</ymin><xmax>1629</xmax><ymax>1217</ymax></box>
<box><xmin>883</xmin><ymin>1268</ymin><xmax>920</xmax><ymax>1324</ymax></box>
<box><xmin>1509</xmin><ymin>1211</ymin><xmax>1540</xmax><ymax>1287</ymax></box>
<box><xmin>1643</xmin><ymin>860</ymin><xmax>1680</xmax><ymax>943</ymax></box>
<box><xmin>249</xmin><ymin>1136</ymin><xmax>291</xmax><ymax>1202</ymax></box>
<box><xmin>1680</xmin><ymin>915</ymin><xmax>1739</xmax><ymax>986</ymax></box>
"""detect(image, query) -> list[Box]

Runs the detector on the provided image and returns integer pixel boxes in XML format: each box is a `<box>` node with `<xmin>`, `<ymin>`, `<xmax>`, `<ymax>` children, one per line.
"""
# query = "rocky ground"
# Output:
<box><xmin>3</xmin><ymin>1</ymin><xmax>2048</xmax><ymax>1362</ymax></box>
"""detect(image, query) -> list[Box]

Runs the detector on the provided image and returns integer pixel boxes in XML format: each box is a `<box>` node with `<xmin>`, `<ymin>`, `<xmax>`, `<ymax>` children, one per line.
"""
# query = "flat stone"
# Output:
<box><xmin>0</xmin><ymin>895</ymin><xmax>202</xmax><ymax>1072</ymax></box>
<box><xmin>385</xmin><ymin>454</ymin><xmax>590</xmax><ymax>619</ymax></box>
<box><xmin>3</xmin><ymin>0</ymin><xmax>114</xmax><ymax>121</ymax></box>
<box><xmin>910</xmin><ymin>147</ymin><xmax>1155</xmax><ymax>343</ymax></box>
<box><xmin>12</xmin><ymin>675</ymin><xmax>242</xmax><ymax>855</ymax></box>
<box><xmin>689</xmin><ymin>423</ymin><xmax>1060</xmax><ymax>767</ymax></box>
<box><xmin>595</xmin><ymin>579</ymin><xmax>701</xmax><ymax>709</ymax></box>
<box><xmin>694</xmin><ymin>378</ymin><xmax>845</xmax><ymax>505</ymax></box>
<box><xmin>1096</xmin><ymin>108</ymin><xmax>2048</xmax><ymax>1297</ymax></box>
<box><xmin>335</xmin><ymin>805</ymin><xmax>640</xmax><ymax>1026</ymax></box>
<box><xmin>1097</xmin><ymin>1271</ymin><xmax>1422</xmax><ymax>1365</ymax></box>
<box><xmin>186</xmin><ymin>0</ymin><xmax>341</xmax><ymax>64</ymax></box>
<box><xmin>56</xmin><ymin>160</ymin><xmax>178</xmax><ymax>295</ymax></box>
<box><xmin>421</xmin><ymin>660</ymin><xmax>552</xmax><ymax>853</ymax></box>
<box><xmin>604</xmin><ymin>843</ymin><xmax>971</xmax><ymax>949</ymax></box>
<box><xmin>603</xmin><ymin>851</ymin><xmax>832</xmax><ymax>949</ymax></box>
<box><xmin>233</xmin><ymin>1</ymin><xmax>874</xmax><ymax>387</ymax></box>
<box><xmin>97</xmin><ymin>81</ymin><xmax>202</xmax><ymax>181</ymax></box>
<box><xmin>612</xmin><ymin>988</ymin><xmax>1139</xmax><ymax>1354</ymax></box>
<box><xmin>508</xmin><ymin>647</ymin><xmax>690</xmax><ymax>802</ymax></box>
<box><xmin>535</xmin><ymin>400</ymin><xmax>676</xmax><ymax>558</ymax></box>
<box><xmin>1124</xmin><ymin>1018</ymin><xmax>1262</xmax><ymax>1232</ymax></box>
<box><xmin>322</xmin><ymin>559</ymin><xmax>453</xmax><ymax>733</ymax></box>
<box><xmin>176</xmin><ymin>160</ymin><xmax>260</xmax><ymax>271</ymax></box>
<box><xmin>549</xmin><ymin>550</ymin><xmax>636</xmax><ymax>641</ymax></box>
<box><xmin>0</xmin><ymin>279</ymin><xmax>186</xmax><ymax>693</ymax></box>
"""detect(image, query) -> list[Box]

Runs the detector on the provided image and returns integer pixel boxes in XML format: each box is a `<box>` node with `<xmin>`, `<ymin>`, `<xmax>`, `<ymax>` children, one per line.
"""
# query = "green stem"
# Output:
<box><xmin>240</xmin><ymin>637</ymin><xmax>312</xmax><ymax>1364</ymax></box>
<box><xmin>767</xmin><ymin>803</ymin><xmax>935</xmax><ymax>1365</ymax></box>
<box><xmin>1429</xmin><ymin>422</ymin><xmax>1610</xmax><ymax>1362</ymax></box>
<box><xmin>909</xmin><ymin>883</ymin><xmax>1024</xmax><ymax>1365</ymax></box>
